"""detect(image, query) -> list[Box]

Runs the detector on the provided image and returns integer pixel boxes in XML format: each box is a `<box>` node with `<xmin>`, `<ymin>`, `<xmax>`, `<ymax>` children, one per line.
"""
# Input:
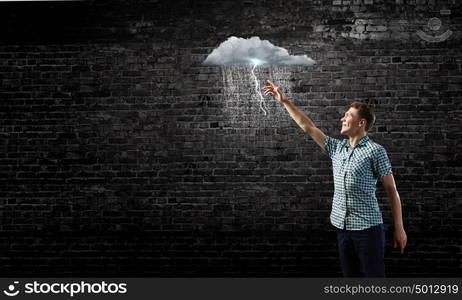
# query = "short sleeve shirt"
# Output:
<box><xmin>323</xmin><ymin>135</ymin><xmax>392</xmax><ymax>230</ymax></box>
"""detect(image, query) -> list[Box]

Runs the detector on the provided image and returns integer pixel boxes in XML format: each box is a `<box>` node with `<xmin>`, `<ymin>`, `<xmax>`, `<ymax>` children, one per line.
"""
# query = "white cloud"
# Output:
<box><xmin>203</xmin><ymin>36</ymin><xmax>316</xmax><ymax>66</ymax></box>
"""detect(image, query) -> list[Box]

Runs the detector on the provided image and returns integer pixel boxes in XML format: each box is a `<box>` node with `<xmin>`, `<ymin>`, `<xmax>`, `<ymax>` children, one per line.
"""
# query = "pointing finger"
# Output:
<box><xmin>267</xmin><ymin>80</ymin><xmax>276</xmax><ymax>87</ymax></box>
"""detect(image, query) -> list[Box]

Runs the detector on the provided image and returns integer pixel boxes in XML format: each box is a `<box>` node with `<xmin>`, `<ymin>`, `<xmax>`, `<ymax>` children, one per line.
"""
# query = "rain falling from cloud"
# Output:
<box><xmin>203</xmin><ymin>36</ymin><xmax>315</xmax><ymax>119</ymax></box>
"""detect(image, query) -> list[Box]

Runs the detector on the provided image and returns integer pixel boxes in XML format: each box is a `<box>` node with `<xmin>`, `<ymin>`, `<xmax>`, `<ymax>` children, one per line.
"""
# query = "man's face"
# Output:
<box><xmin>340</xmin><ymin>107</ymin><xmax>364</xmax><ymax>136</ymax></box>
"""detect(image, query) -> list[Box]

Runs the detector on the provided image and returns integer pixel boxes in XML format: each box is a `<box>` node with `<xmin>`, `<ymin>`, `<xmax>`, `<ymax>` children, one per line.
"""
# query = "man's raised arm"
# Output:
<box><xmin>263</xmin><ymin>80</ymin><xmax>326</xmax><ymax>149</ymax></box>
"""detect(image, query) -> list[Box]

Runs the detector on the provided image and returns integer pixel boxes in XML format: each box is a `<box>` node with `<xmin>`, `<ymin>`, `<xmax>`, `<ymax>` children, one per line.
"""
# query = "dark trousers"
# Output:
<box><xmin>336</xmin><ymin>223</ymin><xmax>385</xmax><ymax>277</ymax></box>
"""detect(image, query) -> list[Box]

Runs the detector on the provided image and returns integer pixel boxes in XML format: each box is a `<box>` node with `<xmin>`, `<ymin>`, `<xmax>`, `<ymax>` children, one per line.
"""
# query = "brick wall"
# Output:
<box><xmin>0</xmin><ymin>0</ymin><xmax>460</xmax><ymax>276</ymax></box>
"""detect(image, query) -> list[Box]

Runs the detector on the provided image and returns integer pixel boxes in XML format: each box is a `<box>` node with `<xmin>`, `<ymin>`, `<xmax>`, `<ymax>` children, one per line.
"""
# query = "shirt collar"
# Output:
<box><xmin>344</xmin><ymin>135</ymin><xmax>369</xmax><ymax>148</ymax></box>
<box><xmin>357</xmin><ymin>135</ymin><xmax>370</xmax><ymax>146</ymax></box>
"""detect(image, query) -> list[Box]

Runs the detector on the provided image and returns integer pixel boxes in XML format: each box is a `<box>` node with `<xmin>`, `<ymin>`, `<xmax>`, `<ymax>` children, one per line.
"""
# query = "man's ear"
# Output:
<box><xmin>359</xmin><ymin>119</ymin><xmax>366</xmax><ymax>127</ymax></box>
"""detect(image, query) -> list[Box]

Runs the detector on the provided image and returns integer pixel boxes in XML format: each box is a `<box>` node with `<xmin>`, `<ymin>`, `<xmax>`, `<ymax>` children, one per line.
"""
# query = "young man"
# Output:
<box><xmin>263</xmin><ymin>80</ymin><xmax>407</xmax><ymax>277</ymax></box>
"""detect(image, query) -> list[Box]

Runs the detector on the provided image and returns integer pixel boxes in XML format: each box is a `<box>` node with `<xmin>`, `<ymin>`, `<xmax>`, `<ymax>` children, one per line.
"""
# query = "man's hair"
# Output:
<box><xmin>350</xmin><ymin>101</ymin><xmax>376</xmax><ymax>132</ymax></box>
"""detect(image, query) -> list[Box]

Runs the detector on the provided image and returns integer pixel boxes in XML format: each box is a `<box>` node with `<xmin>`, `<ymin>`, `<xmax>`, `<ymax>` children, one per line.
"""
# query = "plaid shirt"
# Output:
<box><xmin>323</xmin><ymin>135</ymin><xmax>393</xmax><ymax>230</ymax></box>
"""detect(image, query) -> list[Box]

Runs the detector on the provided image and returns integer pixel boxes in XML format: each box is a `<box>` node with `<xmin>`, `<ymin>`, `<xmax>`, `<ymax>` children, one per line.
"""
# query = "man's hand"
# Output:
<box><xmin>263</xmin><ymin>80</ymin><xmax>287</xmax><ymax>103</ymax></box>
<box><xmin>394</xmin><ymin>227</ymin><xmax>407</xmax><ymax>254</ymax></box>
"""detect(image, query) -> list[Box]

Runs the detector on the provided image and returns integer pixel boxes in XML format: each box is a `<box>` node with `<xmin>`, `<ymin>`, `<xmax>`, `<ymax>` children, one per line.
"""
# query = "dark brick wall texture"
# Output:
<box><xmin>0</xmin><ymin>0</ymin><xmax>461</xmax><ymax>277</ymax></box>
